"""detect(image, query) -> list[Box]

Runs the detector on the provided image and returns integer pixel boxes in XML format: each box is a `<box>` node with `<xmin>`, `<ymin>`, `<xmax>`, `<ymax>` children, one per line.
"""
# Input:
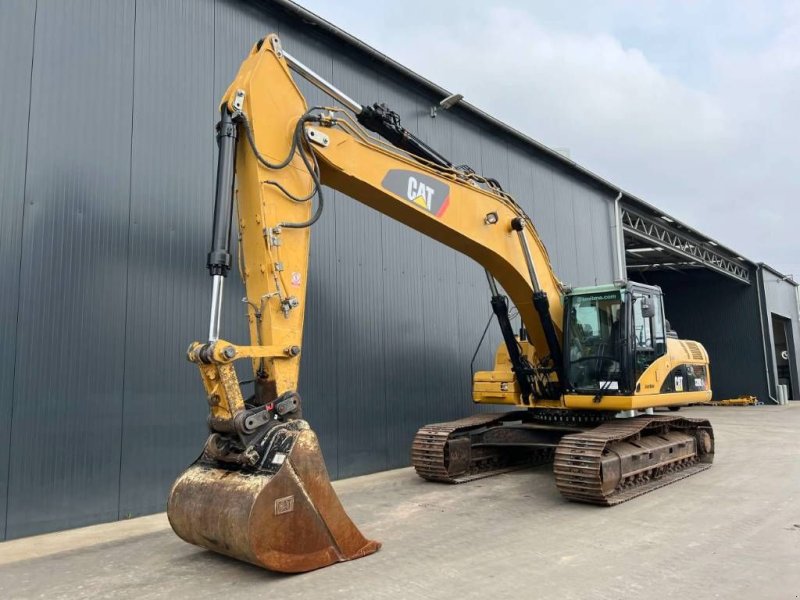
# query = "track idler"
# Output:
<box><xmin>167</xmin><ymin>420</ymin><xmax>380</xmax><ymax>573</ymax></box>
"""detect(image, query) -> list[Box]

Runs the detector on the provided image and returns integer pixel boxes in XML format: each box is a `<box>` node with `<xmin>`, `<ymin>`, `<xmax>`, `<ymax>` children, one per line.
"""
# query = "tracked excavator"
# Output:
<box><xmin>167</xmin><ymin>34</ymin><xmax>715</xmax><ymax>573</ymax></box>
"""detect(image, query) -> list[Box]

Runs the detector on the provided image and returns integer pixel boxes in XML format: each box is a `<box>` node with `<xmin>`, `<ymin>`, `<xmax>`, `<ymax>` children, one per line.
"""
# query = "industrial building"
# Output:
<box><xmin>0</xmin><ymin>0</ymin><xmax>797</xmax><ymax>541</ymax></box>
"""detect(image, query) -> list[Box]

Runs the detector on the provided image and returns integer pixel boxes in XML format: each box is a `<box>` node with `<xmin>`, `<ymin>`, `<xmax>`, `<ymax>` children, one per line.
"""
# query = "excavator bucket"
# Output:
<box><xmin>167</xmin><ymin>423</ymin><xmax>380</xmax><ymax>573</ymax></box>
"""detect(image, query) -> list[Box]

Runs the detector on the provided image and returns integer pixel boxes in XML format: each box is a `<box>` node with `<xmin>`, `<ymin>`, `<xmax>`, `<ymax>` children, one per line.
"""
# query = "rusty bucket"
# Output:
<box><xmin>167</xmin><ymin>422</ymin><xmax>380</xmax><ymax>573</ymax></box>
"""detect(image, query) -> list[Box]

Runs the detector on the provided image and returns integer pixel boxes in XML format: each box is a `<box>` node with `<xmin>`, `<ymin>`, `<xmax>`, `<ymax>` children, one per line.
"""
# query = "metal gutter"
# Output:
<box><xmin>268</xmin><ymin>0</ymin><xmax>753</xmax><ymax>267</ymax></box>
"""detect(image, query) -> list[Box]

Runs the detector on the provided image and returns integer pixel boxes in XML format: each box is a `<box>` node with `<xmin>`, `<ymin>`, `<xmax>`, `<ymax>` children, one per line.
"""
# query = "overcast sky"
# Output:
<box><xmin>298</xmin><ymin>0</ymin><xmax>799</xmax><ymax>276</ymax></box>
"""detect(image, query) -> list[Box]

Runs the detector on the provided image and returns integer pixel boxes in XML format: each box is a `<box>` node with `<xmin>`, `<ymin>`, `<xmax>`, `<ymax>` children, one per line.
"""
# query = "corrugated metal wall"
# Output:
<box><xmin>0</xmin><ymin>0</ymin><xmax>617</xmax><ymax>539</ymax></box>
<box><xmin>629</xmin><ymin>269</ymin><xmax>770</xmax><ymax>402</ymax></box>
<box><xmin>758</xmin><ymin>267</ymin><xmax>800</xmax><ymax>399</ymax></box>
<box><xmin>0</xmin><ymin>0</ymin><xmax>37</xmax><ymax>544</ymax></box>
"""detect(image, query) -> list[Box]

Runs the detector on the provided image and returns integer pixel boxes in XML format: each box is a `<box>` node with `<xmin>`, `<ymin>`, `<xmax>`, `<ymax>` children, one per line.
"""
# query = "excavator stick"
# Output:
<box><xmin>168</xmin><ymin>421</ymin><xmax>380</xmax><ymax>573</ymax></box>
<box><xmin>167</xmin><ymin>37</ymin><xmax>381</xmax><ymax>572</ymax></box>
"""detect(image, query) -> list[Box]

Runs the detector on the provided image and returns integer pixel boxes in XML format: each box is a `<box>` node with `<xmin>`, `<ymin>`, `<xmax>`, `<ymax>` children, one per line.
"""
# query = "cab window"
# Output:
<box><xmin>651</xmin><ymin>293</ymin><xmax>666</xmax><ymax>354</ymax></box>
<box><xmin>565</xmin><ymin>291</ymin><xmax>624</xmax><ymax>390</ymax></box>
<box><xmin>633</xmin><ymin>295</ymin><xmax>653</xmax><ymax>348</ymax></box>
<box><xmin>632</xmin><ymin>292</ymin><xmax>666</xmax><ymax>375</ymax></box>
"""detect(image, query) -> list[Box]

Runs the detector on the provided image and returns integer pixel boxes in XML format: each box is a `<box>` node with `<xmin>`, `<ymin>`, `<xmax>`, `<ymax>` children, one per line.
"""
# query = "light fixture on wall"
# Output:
<box><xmin>431</xmin><ymin>93</ymin><xmax>464</xmax><ymax>118</ymax></box>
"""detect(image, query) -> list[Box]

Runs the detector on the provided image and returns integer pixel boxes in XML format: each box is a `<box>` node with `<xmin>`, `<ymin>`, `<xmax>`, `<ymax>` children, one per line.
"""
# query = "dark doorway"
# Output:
<box><xmin>771</xmin><ymin>314</ymin><xmax>795</xmax><ymax>400</ymax></box>
<box><xmin>627</xmin><ymin>268</ymin><xmax>768</xmax><ymax>402</ymax></box>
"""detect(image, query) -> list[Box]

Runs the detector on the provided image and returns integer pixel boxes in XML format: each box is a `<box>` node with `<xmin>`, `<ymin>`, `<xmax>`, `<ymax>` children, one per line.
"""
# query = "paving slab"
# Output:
<box><xmin>0</xmin><ymin>405</ymin><xmax>798</xmax><ymax>600</ymax></box>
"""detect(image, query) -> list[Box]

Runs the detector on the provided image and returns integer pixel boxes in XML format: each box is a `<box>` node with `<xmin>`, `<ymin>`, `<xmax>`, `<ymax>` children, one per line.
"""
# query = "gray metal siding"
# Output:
<box><xmin>0</xmin><ymin>0</ymin><xmax>37</xmax><ymax>540</ymax></box>
<box><xmin>591</xmin><ymin>195</ymin><xmax>617</xmax><ymax>286</ymax></box>
<box><xmin>329</xmin><ymin>55</ymin><xmax>389</xmax><ymax>478</ymax></box>
<box><xmin>382</xmin><ymin>76</ymin><xmax>452</xmax><ymax>466</ymax></box>
<box><xmin>758</xmin><ymin>267</ymin><xmax>800</xmax><ymax>399</ymax></box>
<box><xmin>5</xmin><ymin>0</ymin><xmax>135</xmax><ymax>538</ymax></box>
<box><xmin>530</xmin><ymin>161</ymin><xmax>559</xmax><ymax>264</ymax></box>
<box><xmin>449</xmin><ymin>121</ymin><xmax>500</xmax><ymax>415</ymax></box>
<box><xmin>630</xmin><ymin>269</ymin><xmax>770</xmax><ymax>402</ymax></box>
<box><xmin>117</xmin><ymin>0</ymin><xmax>215</xmax><ymax>518</ymax></box>
<box><xmin>0</xmin><ymin>0</ymin><xmax>618</xmax><ymax>538</ymax></box>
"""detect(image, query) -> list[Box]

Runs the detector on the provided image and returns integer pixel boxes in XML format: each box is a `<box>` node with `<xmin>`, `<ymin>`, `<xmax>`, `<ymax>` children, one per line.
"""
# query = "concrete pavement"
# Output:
<box><xmin>0</xmin><ymin>405</ymin><xmax>798</xmax><ymax>600</ymax></box>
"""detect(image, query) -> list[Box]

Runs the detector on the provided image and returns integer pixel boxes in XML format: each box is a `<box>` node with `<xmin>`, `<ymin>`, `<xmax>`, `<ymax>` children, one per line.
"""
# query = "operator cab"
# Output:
<box><xmin>563</xmin><ymin>282</ymin><xmax>667</xmax><ymax>395</ymax></box>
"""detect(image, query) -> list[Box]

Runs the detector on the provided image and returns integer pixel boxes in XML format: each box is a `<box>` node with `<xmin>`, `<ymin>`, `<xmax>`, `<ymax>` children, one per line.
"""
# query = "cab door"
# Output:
<box><xmin>631</xmin><ymin>288</ymin><xmax>667</xmax><ymax>381</ymax></box>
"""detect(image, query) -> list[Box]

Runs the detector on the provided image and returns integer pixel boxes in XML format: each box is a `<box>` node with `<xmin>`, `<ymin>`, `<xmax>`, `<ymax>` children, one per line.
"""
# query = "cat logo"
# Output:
<box><xmin>274</xmin><ymin>495</ymin><xmax>294</xmax><ymax>515</ymax></box>
<box><xmin>406</xmin><ymin>176</ymin><xmax>435</xmax><ymax>210</ymax></box>
<box><xmin>381</xmin><ymin>169</ymin><xmax>451</xmax><ymax>217</ymax></box>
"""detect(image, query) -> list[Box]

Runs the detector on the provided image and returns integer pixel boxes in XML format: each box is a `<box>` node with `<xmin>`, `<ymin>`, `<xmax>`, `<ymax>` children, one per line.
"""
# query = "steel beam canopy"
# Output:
<box><xmin>622</xmin><ymin>207</ymin><xmax>750</xmax><ymax>284</ymax></box>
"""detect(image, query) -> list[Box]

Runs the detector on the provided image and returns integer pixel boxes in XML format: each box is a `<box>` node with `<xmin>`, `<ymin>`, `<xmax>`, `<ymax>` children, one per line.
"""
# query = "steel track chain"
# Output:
<box><xmin>553</xmin><ymin>415</ymin><xmax>714</xmax><ymax>506</ymax></box>
<box><xmin>411</xmin><ymin>413</ymin><xmax>553</xmax><ymax>483</ymax></box>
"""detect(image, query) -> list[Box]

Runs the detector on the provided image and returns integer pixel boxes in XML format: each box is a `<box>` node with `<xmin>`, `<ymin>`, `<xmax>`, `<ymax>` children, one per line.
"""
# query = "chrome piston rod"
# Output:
<box><xmin>283</xmin><ymin>46</ymin><xmax>452</xmax><ymax>169</ymax></box>
<box><xmin>208</xmin><ymin>274</ymin><xmax>224</xmax><ymax>341</ymax></box>
<box><xmin>283</xmin><ymin>51</ymin><xmax>363</xmax><ymax>115</ymax></box>
<box><xmin>512</xmin><ymin>218</ymin><xmax>542</xmax><ymax>292</ymax></box>
<box><xmin>485</xmin><ymin>269</ymin><xmax>500</xmax><ymax>296</ymax></box>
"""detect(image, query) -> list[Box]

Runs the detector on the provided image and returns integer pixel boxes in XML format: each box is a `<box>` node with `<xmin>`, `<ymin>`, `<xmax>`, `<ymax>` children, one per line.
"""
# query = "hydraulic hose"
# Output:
<box><xmin>236</xmin><ymin>109</ymin><xmax>325</xmax><ymax>229</ymax></box>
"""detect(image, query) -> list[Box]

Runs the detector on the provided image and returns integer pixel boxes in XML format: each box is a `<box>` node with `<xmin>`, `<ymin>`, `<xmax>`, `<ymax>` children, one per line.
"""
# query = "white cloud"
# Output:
<box><xmin>300</xmin><ymin>1</ymin><xmax>800</xmax><ymax>274</ymax></box>
<box><xmin>402</xmin><ymin>8</ymin><xmax>730</xmax><ymax>168</ymax></box>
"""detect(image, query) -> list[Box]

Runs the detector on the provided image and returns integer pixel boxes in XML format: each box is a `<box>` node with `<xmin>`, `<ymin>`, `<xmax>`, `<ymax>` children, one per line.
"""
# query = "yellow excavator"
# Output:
<box><xmin>167</xmin><ymin>34</ymin><xmax>715</xmax><ymax>573</ymax></box>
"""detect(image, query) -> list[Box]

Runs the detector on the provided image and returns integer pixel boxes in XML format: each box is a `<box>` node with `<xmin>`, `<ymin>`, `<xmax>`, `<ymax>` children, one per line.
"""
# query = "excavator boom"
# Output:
<box><xmin>167</xmin><ymin>34</ymin><xmax>714</xmax><ymax>573</ymax></box>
